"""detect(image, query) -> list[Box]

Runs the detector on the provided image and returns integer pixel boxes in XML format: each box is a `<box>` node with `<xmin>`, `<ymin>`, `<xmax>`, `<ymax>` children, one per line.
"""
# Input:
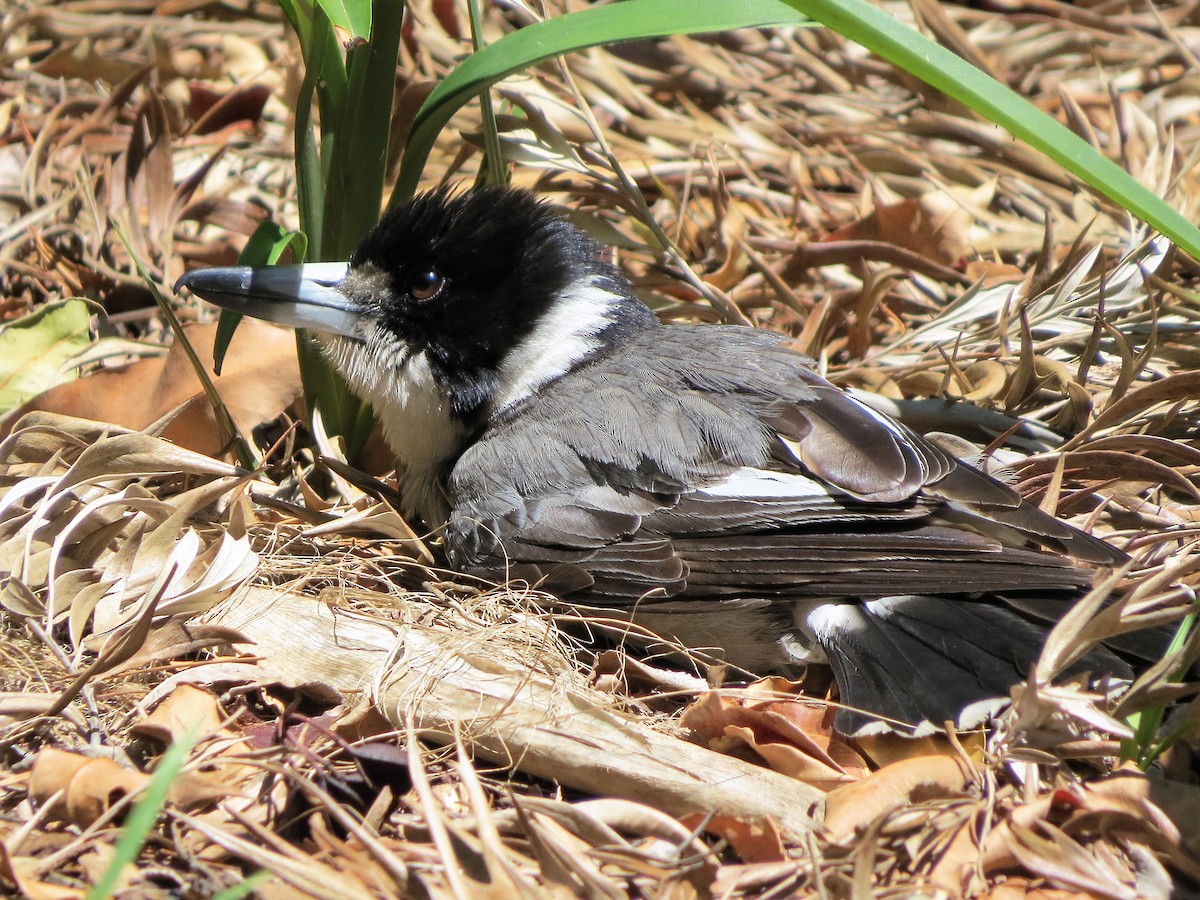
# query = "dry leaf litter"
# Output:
<box><xmin>2</xmin><ymin>0</ymin><xmax>1200</xmax><ymax>896</ymax></box>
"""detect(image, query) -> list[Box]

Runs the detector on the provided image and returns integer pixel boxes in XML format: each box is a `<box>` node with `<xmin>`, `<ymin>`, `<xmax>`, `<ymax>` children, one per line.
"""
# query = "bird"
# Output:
<box><xmin>177</xmin><ymin>185</ymin><xmax>1136</xmax><ymax>735</ymax></box>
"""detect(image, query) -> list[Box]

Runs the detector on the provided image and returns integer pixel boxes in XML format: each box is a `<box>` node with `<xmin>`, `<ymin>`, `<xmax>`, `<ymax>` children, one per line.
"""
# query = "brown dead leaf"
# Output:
<box><xmin>31</xmin><ymin>701</ymin><xmax>245</xmax><ymax>826</ymax></box>
<box><xmin>1089</xmin><ymin>769</ymin><xmax>1200</xmax><ymax>861</ymax></box>
<box><xmin>705</xmin><ymin>202</ymin><xmax>748</xmax><ymax>292</ymax></box>
<box><xmin>823</xmin><ymin>183</ymin><xmax>993</xmax><ymax>266</ymax></box>
<box><xmin>926</xmin><ymin>811</ymin><xmax>989</xmax><ymax>896</ymax></box>
<box><xmin>1015</xmin><ymin>450</ymin><xmax>1200</xmax><ymax>501</ymax></box>
<box><xmin>709</xmin><ymin>860</ymin><xmax>804</xmax><ymax>897</ymax></box>
<box><xmin>29</xmin><ymin>747</ymin><xmax>150</xmax><ymax>827</ymax></box>
<box><xmin>1000</xmin><ymin>821</ymin><xmax>1139</xmax><ymax>900</ymax></box>
<box><xmin>0</xmin><ymin>844</ymin><xmax>85</xmax><ymax>900</ymax></box>
<box><xmin>127</xmin><ymin>93</ymin><xmax>175</xmax><ymax>246</ymax></box>
<box><xmin>33</xmin><ymin>38</ymin><xmax>143</xmax><ymax>85</ymax></box>
<box><xmin>854</xmin><ymin>729</ymin><xmax>986</xmax><ymax>768</ymax></box>
<box><xmin>7</xmin><ymin>320</ymin><xmax>301</xmax><ymax>457</ymax></box>
<box><xmin>824</xmin><ymin>755</ymin><xmax>978</xmax><ymax>842</ymax></box>
<box><xmin>331</xmin><ymin>696</ymin><xmax>399</xmax><ymax>744</ymax></box>
<box><xmin>515</xmin><ymin>801</ymin><xmax>625</xmax><ymax>896</ymax></box>
<box><xmin>590</xmin><ymin>648</ymin><xmax>710</xmax><ymax>698</ymax></box>
<box><xmin>680</xmin><ymin>688</ymin><xmax>867</xmax><ymax>790</ymax></box>
<box><xmin>131</xmin><ymin>683</ymin><xmax>226</xmax><ymax>745</ymax></box>
<box><xmin>678</xmin><ymin>812</ymin><xmax>786</xmax><ymax>863</ymax></box>
<box><xmin>106</xmin><ymin>619</ymin><xmax>250</xmax><ymax>677</ymax></box>
<box><xmin>0</xmin><ymin>692</ymin><xmax>85</xmax><ymax>729</ymax></box>
<box><xmin>975</xmin><ymin>770</ymin><xmax>1199</xmax><ymax>895</ymax></box>
<box><xmin>187</xmin><ymin>83</ymin><xmax>271</xmax><ymax>136</ymax></box>
<box><xmin>965</xmin><ymin>259</ymin><xmax>1025</xmax><ymax>285</ymax></box>
<box><xmin>1071</xmin><ymin>371</ymin><xmax>1200</xmax><ymax>447</ymax></box>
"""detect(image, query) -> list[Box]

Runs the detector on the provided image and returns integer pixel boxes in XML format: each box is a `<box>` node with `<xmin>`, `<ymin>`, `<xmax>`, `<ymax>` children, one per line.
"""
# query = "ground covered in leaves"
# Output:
<box><xmin>3</xmin><ymin>0</ymin><xmax>1200</xmax><ymax>897</ymax></box>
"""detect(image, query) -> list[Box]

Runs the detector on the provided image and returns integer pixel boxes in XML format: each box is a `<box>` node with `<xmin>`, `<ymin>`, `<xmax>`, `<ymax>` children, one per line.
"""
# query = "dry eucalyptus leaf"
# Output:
<box><xmin>29</xmin><ymin>748</ymin><xmax>150</xmax><ymax>827</ymax></box>
<box><xmin>0</xmin><ymin>414</ymin><xmax>257</xmax><ymax>647</ymax></box>
<box><xmin>6</xmin><ymin>320</ymin><xmax>301</xmax><ymax>458</ymax></box>
<box><xmin>823</xmin><ymin>755</ymin><xmax>978</xmax><ymax>843</ymax></box>
<box><xmin>130</xmin><ymin>683</ymin><xmax>226</xmax><ymax>745</ymax></box>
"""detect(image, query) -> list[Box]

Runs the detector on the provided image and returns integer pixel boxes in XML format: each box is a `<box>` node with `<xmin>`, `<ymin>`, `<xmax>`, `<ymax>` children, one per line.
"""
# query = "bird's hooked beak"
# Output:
<box><xmin>174</xmin><ymin>262</ymin><xmax>360</xmax><ymax>338</ymax></box>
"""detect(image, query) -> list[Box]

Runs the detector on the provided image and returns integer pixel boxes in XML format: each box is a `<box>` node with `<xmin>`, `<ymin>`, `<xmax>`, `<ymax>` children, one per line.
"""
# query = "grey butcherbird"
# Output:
<box><xmin>177</xmin><ymin>186</ymin><xmax>1134</xmax><ymax>735</ymax></box>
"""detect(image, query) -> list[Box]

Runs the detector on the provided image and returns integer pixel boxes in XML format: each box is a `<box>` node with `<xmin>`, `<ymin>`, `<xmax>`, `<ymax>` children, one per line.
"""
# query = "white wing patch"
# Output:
<box><xmin>701</xmin><ymin>467</ymin><xmax>840</xmax><ymax>499</ymax></box>
<box><xmin>493</xmin><ymin>275</ymin><xmax>625</xmax><ymax>412</ymax></box>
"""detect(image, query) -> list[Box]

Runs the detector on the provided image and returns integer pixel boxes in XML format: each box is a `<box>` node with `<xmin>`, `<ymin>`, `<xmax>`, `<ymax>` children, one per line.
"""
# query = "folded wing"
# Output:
<box><xmin>443</xmin><ymin>325</ymin><xmax>1128</xmax><ymax>733</ymax></box>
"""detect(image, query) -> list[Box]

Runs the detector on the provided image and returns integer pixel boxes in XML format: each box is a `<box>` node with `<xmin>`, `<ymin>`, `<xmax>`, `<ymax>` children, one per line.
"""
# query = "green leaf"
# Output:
<box><xmin>394</xmin><ymin>0</ymin><xmax>812</xmax><ymax>201</ymax></box>
<box><xmin>323</xmin><ymin>0</ymin><xmax>405</xmax><ymax>258</ymax></box>
<box><xmin>315</xmin><ymin>0</ymin><xmax>372</xmax><ymax>41</ymax></box>
<box><xmin>281</xmin><ymin>0</ymin><xmax>347</xmax><ymax>261</ymax></box>
<box><xmin>467</xmin><ymin>0</ymin><xmax>507</xmax><ymax>188</ymax></box>
<box><xmin>277</xmin><ymin>0</ymin><xmax>399</xmax><ymax>461</ymax></box>
<box><xmin>210</xmin><ymin>872</ymin><xmax>272</xmax><ymax>900</ymax></box>
<box><xmin>0</xmin><ymin>299</ymin><xmax>94</xmax><ymax>413</ymax></box>
<box><xmin>212</xmin><ymin>222</ymin><xmax>308</xmax><ymax>374</ymax></box>
<box><xmin>783</xmin><ymin>0</ymin><xmax>1200</xmax><ymax>259</ymax></box>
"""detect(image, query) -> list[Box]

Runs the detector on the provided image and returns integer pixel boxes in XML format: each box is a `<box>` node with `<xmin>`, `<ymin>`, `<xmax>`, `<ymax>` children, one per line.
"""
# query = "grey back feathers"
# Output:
<box><xmin>445</xmin><ymin>323</ymin><xmax>1117</xmax><ymax>600</ymax></box>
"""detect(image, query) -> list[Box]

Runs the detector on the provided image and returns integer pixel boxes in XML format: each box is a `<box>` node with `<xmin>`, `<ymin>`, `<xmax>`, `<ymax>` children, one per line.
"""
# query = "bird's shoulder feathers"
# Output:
<box><xmin>445</xmin><ymin>323</ymin><xmax>1121</xmax><ymax>600</ymax></box>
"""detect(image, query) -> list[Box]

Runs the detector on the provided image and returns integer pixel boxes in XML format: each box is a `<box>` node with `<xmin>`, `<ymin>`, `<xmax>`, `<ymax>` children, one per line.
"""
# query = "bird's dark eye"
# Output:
<box><xmin>408</xmin><ymin>267</ymin><xmax>445</xmax><ymax>302</ymax></box>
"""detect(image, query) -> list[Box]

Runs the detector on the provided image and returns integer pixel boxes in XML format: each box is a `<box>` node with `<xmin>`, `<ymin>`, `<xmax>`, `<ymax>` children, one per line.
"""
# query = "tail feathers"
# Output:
<box><xmin>807</xmin><ymin>595</ymin><xmax>1131</xmax><ymax>735</ymax></box>
<box><xmin>1002</xmin><ymin>593</ymin><xmax>1185</xmax><ymax>663</ymax></box>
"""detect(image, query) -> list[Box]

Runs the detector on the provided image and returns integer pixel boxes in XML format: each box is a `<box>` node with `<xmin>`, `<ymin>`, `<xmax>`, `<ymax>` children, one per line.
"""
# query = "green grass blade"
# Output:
<box><xmin>278</xmin><ymin>0</ymin><xmax>314</xmax><ymax>52</ymax></box>
<box><xmin>783</xmin><ymin>0</ymin><xmax>1200</xmax><ymax>258</ymax></box>
<box><xmin>315</xmin><ymin>0</ymin><xmax>371</xmax><ymax>40</ymax></box>
<box><xmin>1125</xmin><ymin>610</ymin><xmax>1197</xmax><ymax>767</ymax></box>
<box><xmin>393</xmin><ymin>0</ymin><xmax>811</xmax><ymax>202</ymax></box>
<box><xmin>210</xmin><ymin>871</ymin><xmax>272</xmax><ymax>900</ymax></box>
<box><xmin>213</xmin><ymin>873</ymin><xmax>276</xmax><ymax>900</ymax></box>
<box><xmin>324</xmin><ymin>0</ymin><xmax>405</xmax><ymax>259</ymax></box>
<box><xmin>281</xmin><ymin>0</ymin><xmax>345</xmax><ymax>259</ymax></box>
<box><xmin>85</xmin><ymin>729</ymin><xmax>199</xmax><ymax>900</ymax></box>
<box><xmin>467</xmin><ymin>0</ymin><xmax>507</xmax><ymax>187</ymax></box>
<box><xmin>278</xmin><ymin>0</ymin><xmax>379</xmax><ymax>457</ymax></box>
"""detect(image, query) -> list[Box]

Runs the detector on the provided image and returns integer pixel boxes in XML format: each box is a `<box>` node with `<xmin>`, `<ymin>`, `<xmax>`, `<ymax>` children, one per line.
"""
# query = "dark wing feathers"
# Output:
<box><xmin>767</xmin><ymin>389</ymin><xmax>934</xmax><ymax>502</ymax></box>
<box><xmin>924</xmin><ymin>460</ymin><xmax>1125</xmax><ymax>565</ymax></box>
<box><xmin>448</xmin><ymin>324</ymin><xmax>1122</xmax><ymax>598</ymax></box>
<box><xmin>458</xmin><ymin>517</ymin><xmax>1091</xmax><ymax>604</ymax></box>
<box><xmin>778</xmin><ymin>362</ymin><xmax>1124</xmax><ymax>565</ymax></box>
<box><xmin>443</xmin><ymin>323</ymin><xmax>1132</xmax><ymax>733</ymax></box>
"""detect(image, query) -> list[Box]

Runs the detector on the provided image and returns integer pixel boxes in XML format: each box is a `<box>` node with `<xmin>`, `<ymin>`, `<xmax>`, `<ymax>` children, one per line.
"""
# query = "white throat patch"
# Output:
<box><xmin>322</xmin><ymin>334</ymin><xmax>465</xmax><ymax>524</ymax></box>
<box><xmin>493</xmin><ymin>275</ymin><xmax>623</xmax><ymax>412</ymax></box>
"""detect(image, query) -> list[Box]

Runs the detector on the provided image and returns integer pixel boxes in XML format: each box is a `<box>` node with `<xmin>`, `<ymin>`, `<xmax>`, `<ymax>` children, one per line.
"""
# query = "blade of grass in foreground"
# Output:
<box><xmin>85</xmin><ymin>728</ymin><xmax>198</xmax><ymax>900</ymax></box>
<box><xmin>393</xmin><ymin>0</ymin><xmax>813</xmax><ymax>202</ymax></box>
<box><xmin>784</xmin><ymin>0</ymin><xmax>1200</xmax><ymax>259</ymax></box>
<box><xmin>212</xmin><ymin>220</ymin><xmax>308</xmax><ymax>374</ymax></box>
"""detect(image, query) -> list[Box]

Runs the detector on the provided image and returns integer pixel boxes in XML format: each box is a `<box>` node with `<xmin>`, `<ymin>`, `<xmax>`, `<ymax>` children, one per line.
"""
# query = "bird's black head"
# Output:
<box><xmin>176</xmin><ymin>186</ymin><xmax>658</xmax><ymax>521</ymax></box>
<box><xmin>179</xmin><ymin>186</ymin><xmax>658</xmax><ymax>425</ymax></box>
<box><xmin>331</xmin><ymin>186</ymin><xmax>657</xmax><ymax>423</ymax></box>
